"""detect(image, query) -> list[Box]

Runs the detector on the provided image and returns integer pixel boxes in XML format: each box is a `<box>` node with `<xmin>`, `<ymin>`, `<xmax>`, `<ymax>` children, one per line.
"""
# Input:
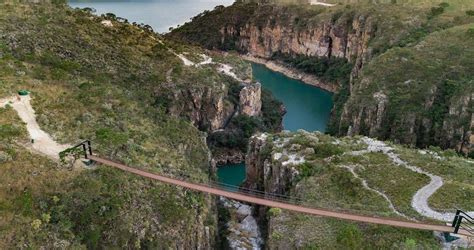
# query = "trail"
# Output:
<box><xmin>351</xmin><ymin>137</ymin><xmax>474</xmax><ymax>222</ymax></box>
<box><xmin>1</xmin><ymin>95</ymin><xmax>70</xmax><ymax>159</ymax></box>
<box><xmin>340</xmin><ymin>164</ymin><xmax>413</xmax><ymax>220</ymax></box>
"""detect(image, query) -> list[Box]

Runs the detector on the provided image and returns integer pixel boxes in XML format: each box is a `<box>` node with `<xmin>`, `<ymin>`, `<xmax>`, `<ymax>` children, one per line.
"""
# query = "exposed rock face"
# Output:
<box><xmin>159</xmin><ymin>80</ymin><xmax>263</xmax><ymax>132</ymax></box>
<box><xmin>170</xmin><ymin>3</ymin><xmax>474</xmax><ymax>156</ymax></box>
<box><xmin>219</xmin><ymin>197</ymin><xmax>263</xmax><ymax>249</ymax></box>
<box><xmin>244</xmin><ymin>133</ymin><xmax>299</xmax><ymax>195</ymax></box>
<box><xmin>213</xmin><ymin>148</ymin><xmax>245</xmax><ymax>165</ymax></box>
<box><xmin>334</xmin><ymin>26</ymin><xmax>474</xmax><ymax>156</ymax></box>
<box><xmin>240</xmin><ymin>82</ymin><xmax>262</xmax><ymax>117</ymax></box>
<box><xmin>162</xmin><ymin>84</ymin><xmax>235</xmax><ymax>131</ymax></box>
<box><xmin>221</xmin><ymin>16</ymin><xmax>374</xmax><ymax>67</ymax></box>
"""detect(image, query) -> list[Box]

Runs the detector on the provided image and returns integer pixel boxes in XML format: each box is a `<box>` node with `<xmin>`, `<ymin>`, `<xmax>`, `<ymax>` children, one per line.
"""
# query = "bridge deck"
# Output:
<box><xmin>89</xmin><ymin>155</ymin><xmax>469</xmax><ymax>236</ymax></box>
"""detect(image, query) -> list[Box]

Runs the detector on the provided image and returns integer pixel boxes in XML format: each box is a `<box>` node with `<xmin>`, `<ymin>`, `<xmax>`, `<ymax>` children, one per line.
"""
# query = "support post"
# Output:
<box><xmin>454</xmin><ymin>217</ymin><xmax>463</xmax><ymax>234</ymax></box>
<box><xmin>452</xmin><ymin>210</ymin><xmax>461</xmax><ymax>227</ymax></box>
<box><xmin>82</xmin><ymin>144</ymin><xmax>88</xmax><ymax>159</ymax></box>
<box><xmin>87</xmin><ymin>140</ymin><xmax>92</xmax><ymax>156</ymax></box>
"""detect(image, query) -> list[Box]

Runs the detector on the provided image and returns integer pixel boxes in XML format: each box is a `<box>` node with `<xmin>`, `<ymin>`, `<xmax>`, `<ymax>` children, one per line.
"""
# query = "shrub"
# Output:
<box><xmin>467</xmin><ymin>10</ymin><xmax>474</xmax><ymax>16</ymax></box>
<box><xmin>271</xmin><ymin>52</ymin><xmax>352</xmax><ymax>84</ymax></box>
<box><xmin>428</xmin><ymin>6</ymin><xmax>445</xmax><ymax>19</ymax></box>
<box><xmin>0</xmin><ymin>124</ymin><xmax>22</xmax><ymax>141</ymax></box>
<box><xmin>336</xmin><ymin>224</ymin><xmax>363</xmax><ymax>249</ymax></box>
<box><xmin>268</xmin><ymin>207</ymin><xmax>282</xmax><ymax>217</ymax></box>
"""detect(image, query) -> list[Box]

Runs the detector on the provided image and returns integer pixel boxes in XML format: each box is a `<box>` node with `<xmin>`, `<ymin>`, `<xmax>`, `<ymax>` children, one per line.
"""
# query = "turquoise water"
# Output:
<box><xmin>216</xmin><ymin>163</ymin><xmax>246</xmax><ymax>191</ymax></box>
<box><xmin>252</xmin><ymin>63</ymin><xmax>334</xmax><ymax>133</ymax></box>
<box><xmin>69</xmin><ymin>0</ymin><xmax>234</xmax><ymax>33</ymax></box>
<box><xmin>218</xmin><ymin>64</ymin><xmax>334</xmax><ymax>187</ymax></box>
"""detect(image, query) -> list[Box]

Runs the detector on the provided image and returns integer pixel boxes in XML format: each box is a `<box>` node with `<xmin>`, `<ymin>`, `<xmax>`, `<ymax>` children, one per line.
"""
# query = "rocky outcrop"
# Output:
<box><xmin>222</xmin><ymin>15</ymin><xmax>374</xmax><ymax>66</ymax></box>
<box><xmin>240</xmin><ymin>82</ymin><xmax>262</xmax><ymax>117</ymax></box>
<box><xmin>213</xmin><ymin>148</ymin><xmax>246</xmax><ymax>165</ymax></box>
<box><xmin>242</xmin><ymin>131</ymin><xmax>474</xmax><ymax>248</ymax></box>
<box><xmin>160</xmin><ymin>83</ymin><xmax>235</xmax><ymax>131</ymax></box>
<box><xmin>170</xmin><ymin>2</ymin><xmax>474</xmax><ymax>156</ymax></box>
<box><xmin>159</xmin><ymin>80</ymin><xmax>263</xmax><ymax>132</ymax></box>
<box><xmin>244</xmin><ymin>133</ymin><xmax>300</xmax><ymax>196</ymax></box>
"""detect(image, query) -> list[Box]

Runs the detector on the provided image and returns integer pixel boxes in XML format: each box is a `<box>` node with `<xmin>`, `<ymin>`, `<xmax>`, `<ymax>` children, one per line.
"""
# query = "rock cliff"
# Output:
<box><xmin>240</xmin><ymin>82</ymin><xmax>262</xmax><ymax>117</ymax></box>
<box><xmin>170</xmin><ymin>1</ymin><xmax>474</xmax><ymax>156</ymax></box>
<box><xmin>334</xmin><ymin>25</ymin><xmax>474</xmax><ymax>156</ymax></box>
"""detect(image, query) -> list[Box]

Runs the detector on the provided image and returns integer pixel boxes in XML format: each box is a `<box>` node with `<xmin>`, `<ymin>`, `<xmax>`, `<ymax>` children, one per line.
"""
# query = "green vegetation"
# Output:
<box><xmin>207</xmin><ymin>88</ymin><xmax>283</xmax><ymax>154</ymax></box>
<box><xmin>337</xmin><ymin>24</ymin><xmax>474</xmax><ymax>152</ymax></box>
<box><xmin>260</xmin><ymin>131</ymin><xmax>472</xmax><ymax>248</ymax></box>
<box><xmin>271</xmin><ymin>52</ymin><xmax>352</xmax><ymax>83</ymax></box>
<box><xmin>0</xmin><ymin>1</ymin><xmax>241</xmax><ymax>248</ymax></box>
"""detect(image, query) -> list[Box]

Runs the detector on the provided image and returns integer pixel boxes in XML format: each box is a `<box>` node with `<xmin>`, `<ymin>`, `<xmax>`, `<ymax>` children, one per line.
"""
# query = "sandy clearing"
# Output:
<box><xmin>310</xmin><ymin>0</ymin><xmax>335</xmax><ymax>7</ymax></box>
<box><xmin>1</xmin><ymin>95</ymin><xmax>70</xmax><ymax>159</ymax></box>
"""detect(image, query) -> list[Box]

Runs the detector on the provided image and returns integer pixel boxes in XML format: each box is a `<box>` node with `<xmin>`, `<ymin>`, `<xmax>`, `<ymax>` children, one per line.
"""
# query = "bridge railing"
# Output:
<box><xmin>452</xmin><ymin>210</ymin><xmax>474</xmax><ymax>235</ymax></box>
<box><xmin>66</xmin><ymin>140</ymin><xmax>93</xmax><ymax>159</ymax></box>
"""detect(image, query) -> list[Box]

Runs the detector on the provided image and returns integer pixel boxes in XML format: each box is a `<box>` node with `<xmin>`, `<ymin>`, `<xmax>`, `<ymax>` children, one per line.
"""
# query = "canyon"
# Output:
<box><xmin>169</xmin><ymin>0</ymin><xmax>474</xmax><ymax>157</ymax></box>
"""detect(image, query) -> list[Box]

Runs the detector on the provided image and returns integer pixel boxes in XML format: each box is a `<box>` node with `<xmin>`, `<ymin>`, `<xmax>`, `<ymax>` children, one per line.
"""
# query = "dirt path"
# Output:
<box><xmin>1</xmin><ymin>95</ymin><xmax>70</xmax><ymax>159</ymax></box>
<box><xmin>351</xmin><ymin>137</ymin><xmax>474</xmax><ymax>222</ymax></box>
<box><xmin>340</xmin><ymin>164</ymin><xmax>413</xmax><ymax>220</ymax></box>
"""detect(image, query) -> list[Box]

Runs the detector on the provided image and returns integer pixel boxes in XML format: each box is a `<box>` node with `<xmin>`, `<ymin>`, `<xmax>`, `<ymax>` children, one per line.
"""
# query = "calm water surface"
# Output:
<box><xmin>69</xmin><ymin>0</ymin><xmax>234</xmax><ymax>33</ymax></box>
<box><xmin>252</xmin><ymin>63</ymin><xmax>333</xmax><ymax>133</ymax></box>
<box><xmin>216</xmin><ymin>163</ymin><xmax>246</xmax><ymax>191</ymax></box>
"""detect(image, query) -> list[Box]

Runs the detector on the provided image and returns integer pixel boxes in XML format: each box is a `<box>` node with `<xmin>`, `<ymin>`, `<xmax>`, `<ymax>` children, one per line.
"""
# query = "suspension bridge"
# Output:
<box><xmin>72</xmin><ymin>141</ymin><xmax>473</xmax><ymax>237</ymax></box>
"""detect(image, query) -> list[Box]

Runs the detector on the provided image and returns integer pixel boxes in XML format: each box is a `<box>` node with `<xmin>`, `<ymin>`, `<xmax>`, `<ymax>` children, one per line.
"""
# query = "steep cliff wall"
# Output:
<box><xmin>170</xmin><ymin>1</ymin><xmax>474</xmax><ymax>155</ymax></box>
<box><xmin>334</xmin><ymin>25</ymin><xmax>474</xmax><ymax>156</ymax></box>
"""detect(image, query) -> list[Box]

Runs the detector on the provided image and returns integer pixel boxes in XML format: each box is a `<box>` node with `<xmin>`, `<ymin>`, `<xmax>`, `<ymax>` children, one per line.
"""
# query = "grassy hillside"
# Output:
<box><xmin>249</xmin><ymin>131</ymin><xmax>473</xmax><ymax>248</ymax></box>
<box><xmin>0</xmin><ymin>2</ymin><xmax>238</xmax><ymax>248</ymax></box>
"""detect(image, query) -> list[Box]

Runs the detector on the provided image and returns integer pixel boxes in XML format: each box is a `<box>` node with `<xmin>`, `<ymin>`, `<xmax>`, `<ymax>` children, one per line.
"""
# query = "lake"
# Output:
<box><xmin>69</xmin><ymin>0</ymin><xmax>234</xmax><ymax>33</ymax></box>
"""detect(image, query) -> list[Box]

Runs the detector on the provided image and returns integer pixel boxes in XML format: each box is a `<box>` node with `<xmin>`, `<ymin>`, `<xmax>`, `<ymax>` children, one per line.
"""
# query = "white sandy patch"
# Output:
<box><xmin>177</xmin><ymin>54</ymin><xmax>195</xmax><ymax>66</ymax></box>
<box><xmin>310</xmin><ymin>0</ymin><xmax>335</xmax><ymax>6</ymax></box>
<box><xmin>217</xmin><ymin>63</ymin><xmax>242</xmax><ymax>81</ymax></box>
<box><xmin>282</xmin><ymin>153</ymin><xmax>305</xmax><ymax>166</ymax></box>
<box><xmin>196</xmin><ymin>54</ymin><xmax>213</xmax><ymax>66</ymax></box>
<box><xmin>351</xmin><ymin>137</ymin><xmax>474</xmax><ymax>222</ymax></box>
<box><xmin>101</xmin><ymin>20</ymin><xmax>113</xmax><ymax>27</ymax></box>
<box><xmin>273</xmin><ymin>152</ymin><xmax>283</xmax><ymax>161</ymax></box>
<box><xmin>255</xmin><ymin>133</ymin><xmax>268</xmax><ymax>141</ymax></box>
<box><xmin>1</xmin><ymin>95</ymin><xmax>70</xmax><ymax>159</ymax></box>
